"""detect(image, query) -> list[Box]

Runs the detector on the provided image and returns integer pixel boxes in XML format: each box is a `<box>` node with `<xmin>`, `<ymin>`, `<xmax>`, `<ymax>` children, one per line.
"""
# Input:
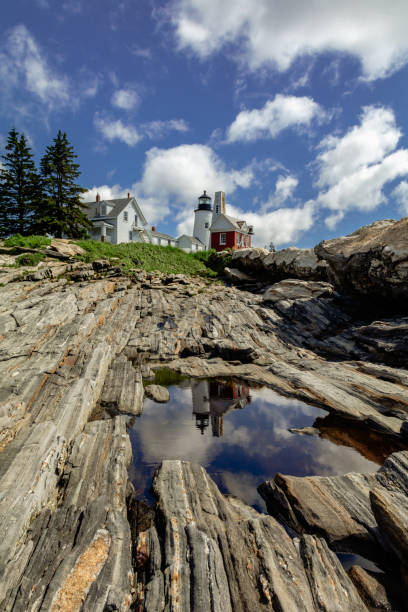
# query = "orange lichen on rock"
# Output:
<box><xmin>51</xmin><ymin>530</ymin><xmax>111</xmax><ymax>612</ymax></box>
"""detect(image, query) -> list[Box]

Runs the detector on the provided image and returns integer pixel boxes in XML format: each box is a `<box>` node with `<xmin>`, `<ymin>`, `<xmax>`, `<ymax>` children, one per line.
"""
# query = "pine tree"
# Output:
<box><xmin>39</xmin><ymin>130</ymin><xmax>91</xmax><ymax>238</ymax></box>
<box><xmin>0</xmin><ymin>128</ymin><xmax>41</xmax><ymax>237</ymax></box>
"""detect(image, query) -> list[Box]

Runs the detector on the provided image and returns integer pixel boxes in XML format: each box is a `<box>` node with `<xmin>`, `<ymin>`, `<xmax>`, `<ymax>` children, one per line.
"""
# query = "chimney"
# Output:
<box><xmin>151</xmin><ymin>225</ymin><xmax>156</xmax><ymax>232</ymax></box>
<box><xmin>127</xmin><ymin>192</ymin><xmax>130</xmax><ymax>199</ymax></box>
<box><xmin>96</xmin><ymin>193</ymin><xmax>100</xmax><ymax>203</ymax></box>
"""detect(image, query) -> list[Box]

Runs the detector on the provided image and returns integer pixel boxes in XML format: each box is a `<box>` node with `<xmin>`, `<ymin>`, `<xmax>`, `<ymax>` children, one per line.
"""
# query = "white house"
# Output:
<box><xmin>177</xmin><ymin>234</ymin><xmax>205</xmax><ymax>252</ymax></box>
<box><xmin>86</xmin><ymin>194</ymin><xmax>149</xmax><ymax>244</ymax></box>
<box><xmin>86</xmin><ymin>193</ymin><xmax>207</xmax><ymax>252</ymax></box>
<box><xmin>150</xmin><ymin>229</ymin><xmax>178</xmax><ymax>247</ymax></box>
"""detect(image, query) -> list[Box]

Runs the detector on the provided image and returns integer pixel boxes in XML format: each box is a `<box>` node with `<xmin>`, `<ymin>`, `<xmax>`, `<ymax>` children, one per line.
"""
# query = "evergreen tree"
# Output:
<box><xmin>39</xmin><ymin>130</ymin><xmax>91</xmax><ymax>238</ymax></box>
<box><xmin>0</xmin><ymin>128</ymin><xmax>41</xmax><ymax>237</ymax></box>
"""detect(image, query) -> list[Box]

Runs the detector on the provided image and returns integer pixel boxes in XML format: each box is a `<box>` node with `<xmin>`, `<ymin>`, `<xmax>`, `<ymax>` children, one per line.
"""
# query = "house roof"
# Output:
<box><xmin>177</xmin><ymin>234</ymin><xmax>204</xmax><ymax>246</ymax></box>
<box><xmin>87</xmin><ymin>197</ymin><xmax>147</xmax><ymax>225</ymax></box>
<box><xmin>210</xmin><ymin>213</ymin><xmax>250</xmax><ymax>233</ymax></box>
<box><xmin>151</xmin><ymin>231</ymin><xmax>176</xmax><ymax>240</ymax></box>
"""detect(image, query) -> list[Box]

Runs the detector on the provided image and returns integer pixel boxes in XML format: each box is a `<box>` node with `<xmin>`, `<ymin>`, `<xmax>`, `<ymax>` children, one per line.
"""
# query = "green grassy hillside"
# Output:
<box><xmin>75</xmin><ymin>239</ymin><xmax>219</xmax><ymax>277</ymax></box>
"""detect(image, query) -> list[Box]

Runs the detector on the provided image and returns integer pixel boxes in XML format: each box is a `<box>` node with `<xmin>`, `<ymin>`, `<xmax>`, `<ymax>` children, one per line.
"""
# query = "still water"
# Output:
<box><xmin>129</xmin><ymin>374</ymin><xmax>379</xmax><ymax>512</ymax></box>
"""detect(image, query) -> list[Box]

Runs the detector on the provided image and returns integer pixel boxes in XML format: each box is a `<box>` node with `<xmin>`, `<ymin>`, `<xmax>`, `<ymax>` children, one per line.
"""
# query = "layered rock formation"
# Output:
<box><xmin>0</xmin><ymin>218</ymin><xmax>407</xmax><ymax>609</ymax></box>
<box><xmin>230</xmin><ymin>217</ymin><xmax>408</xmax><ymax>299</ymax></box>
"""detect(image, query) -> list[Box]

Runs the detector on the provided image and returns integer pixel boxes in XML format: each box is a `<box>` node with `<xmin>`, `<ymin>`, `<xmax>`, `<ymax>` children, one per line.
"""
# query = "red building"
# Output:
<box><xmin>210</xmin><ymin>213</ymin><xmax>253</xmax><ymax>252</ymax></box>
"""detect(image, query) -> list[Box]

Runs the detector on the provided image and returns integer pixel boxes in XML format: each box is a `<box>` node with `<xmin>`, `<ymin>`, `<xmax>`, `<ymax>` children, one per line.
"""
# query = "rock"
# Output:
<box><xmin>1</xmin><ymin>417</ymin><xmax>134</xmax><ymax>611</ymax></box>
<box><xmin>259</xmin><ymin>449</ymin><xmax>408</xmax><ymax>562</ymax></box>
<box><xmin>288</xmin><ymin>426</ymin><xmax>319</xmax><ymax>436</ymax></box>
<box><xmin>69</xmin><ymin>267</ymin><xmax>95</xmax><ymax>281</ymax></box>
<box><xmin>348</xmin><ymin>565</ymin><xmax>396</xmax><ymax>611</ymax></box>
<box><xmin>370</xmin><ymin>485</ymin><xmax>408</xmax><ymax>564</ymax></box>
<box><xmin>227</xmin><ymin>217</ymin><xmax>408</xmax><ymax>300</ymax></box>
<box><xmin>263</xmin><ymin>279</ymin><xmax>334</xmax><ymax>303</ymax></box>
<box><xmin>48</xmin><ymin>238</ymin><xmax>86</xmax><ymax>258</ymax></box>
<box><xmin>315</xmin><ymin>217</ymin><xmax>408</xmax><ymax>298</ymax></box>
<box><xmin>299</xmin><ymin>535</ymin><xmax>368</xmax><ymax>611</ymax></box>
<box><xmin>0</xmin><ymin>216</ymin><xmax>407</xmax><ymax>608</ymax></box>
<box><xmin>224</xmin><ymin>267</ymin><xmax>255</xmax><ymax>283</ymax></box>
<box><xmin>144</xmin><ymin>384</ymin><xmax>170</xmax><ymax>403</ymax></box>
<box><xmin>92</xmin><ymin>259</ymin><xmax>111</xmax><ymax>271</ymax></box>
<box><xmin>230</xmin><ymin>247</ymin><xmax>269</xmax><ymax>270</ymax></box>
<box><xmin>263</xmin><ymin>247</ymin><xmax>330</xmax><ymax>281</ymax></box>
<box><xmin>100</xmin><ymin>354</ymin><xmax>144</xmax><ymax>415</ymax></box>
<box><xmin>353</xmin><ymin>318</ymin><xmax>408</xmax><ymax>367</ymax></box>
<box><xmin>136</xmin><ymin>460</ymin><xmax>368</xmax><ymax>611</ymax></box>
<box><xmin>401</xmin><ymin>421</ymin><xmax>408</xmax><ymax>440</ymax></box>
<box><xmin>258</xmin><ymin>471</ymin><xmax>382</xmax><ymax>557</ymax></box>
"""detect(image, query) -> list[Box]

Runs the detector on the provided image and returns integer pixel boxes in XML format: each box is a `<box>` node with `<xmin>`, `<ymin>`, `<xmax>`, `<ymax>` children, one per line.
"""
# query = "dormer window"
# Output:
<box><xmin>124</xmin><ymin>211</ymin><xmax>128</xmax><ymax>222</ymax></box>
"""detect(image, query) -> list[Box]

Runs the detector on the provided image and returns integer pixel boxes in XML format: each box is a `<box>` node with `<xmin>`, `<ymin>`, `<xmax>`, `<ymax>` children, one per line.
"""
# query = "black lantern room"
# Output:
<box><xmin>197</xmin><ymin>190</ymin><xmax>212</xmax><ymax>211</ymax></box>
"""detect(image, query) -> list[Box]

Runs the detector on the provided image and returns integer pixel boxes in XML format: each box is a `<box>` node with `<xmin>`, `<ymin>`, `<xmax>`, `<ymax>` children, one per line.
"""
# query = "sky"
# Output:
<box><xmin>2</xmin><ymin>1</ymin><xmax>408</xmax><ymax>248</ymax></box>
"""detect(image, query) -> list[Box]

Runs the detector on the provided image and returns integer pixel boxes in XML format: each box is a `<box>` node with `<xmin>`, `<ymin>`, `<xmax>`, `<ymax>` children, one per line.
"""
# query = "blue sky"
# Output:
<box><xmin>2</xmin><ymin>1</ymin><xmax>408</xmax><ymax>248</ymax></box>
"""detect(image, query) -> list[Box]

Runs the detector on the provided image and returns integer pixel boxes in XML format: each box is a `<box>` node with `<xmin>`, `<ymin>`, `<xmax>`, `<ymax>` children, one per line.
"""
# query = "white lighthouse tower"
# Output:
<box><xmin>193</xmin><ymin>190</ymin><xmax>212</xmax><ymax>249</ymax></box>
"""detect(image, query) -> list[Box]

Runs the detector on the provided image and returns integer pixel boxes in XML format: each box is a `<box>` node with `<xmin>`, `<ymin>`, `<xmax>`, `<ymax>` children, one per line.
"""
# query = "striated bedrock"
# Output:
<box><xmin>136</xmin><ymin>459</ymin><xmax>368</xmax><ymax>612</ymax></box>
<box><xmin>230</xmin><ymin>216</ymin><xmax>408</xmax><ymax>299</ymax></box>
<box><xmin>258</xmin><ymin>450</ymin><xmax>408</xmax><ymax>562</ymax></box>
<box><xmin>0</xmin><ymin>220</ymin><xmax>407</xmax><ymax>609</ymax></box>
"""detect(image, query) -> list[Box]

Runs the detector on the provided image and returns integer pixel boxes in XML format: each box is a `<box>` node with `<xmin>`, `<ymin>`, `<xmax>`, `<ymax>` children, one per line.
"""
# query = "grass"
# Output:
<box><xmin>15</xmin><ymin>252</ymin><xmax>45</xmax><ymax>267</ymax></box>
<box><xmin>1</xmin><ymin>235</ymin><xmax>231</xmax><ymax>278</ymax></box>
<box><xmin>75</xmin><ymin>240</ymin><xmax>219</xmax><ymax>278</ymax></box>
<box><xmin>4</xmin><ymin>234</ymin><xmax>51</xmax><ymax>249</ymax></box>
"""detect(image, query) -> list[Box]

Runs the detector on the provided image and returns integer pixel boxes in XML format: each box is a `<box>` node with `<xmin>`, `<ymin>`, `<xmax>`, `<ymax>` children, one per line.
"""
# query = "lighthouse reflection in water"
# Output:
<box><xmin>129</xmin><ymin>374</ymin><xmax>378</xmax><ymax>511</ymax></box>
<box><xmin>191</xmin><ymin>379</ymin><xmax>250</xmax><ymax>437</ymax></box>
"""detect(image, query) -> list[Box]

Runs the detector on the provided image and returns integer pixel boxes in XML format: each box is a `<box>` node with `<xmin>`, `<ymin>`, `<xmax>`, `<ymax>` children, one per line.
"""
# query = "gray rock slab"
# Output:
<box><xmin>136</xmin><ymin>460</ymin><xmax>368</xmax><ymax>611</ymax></box>
<box><xmin>144</xmin><ymin>384</ymin><xmax>170</xmax><ymax>403</ymax></box>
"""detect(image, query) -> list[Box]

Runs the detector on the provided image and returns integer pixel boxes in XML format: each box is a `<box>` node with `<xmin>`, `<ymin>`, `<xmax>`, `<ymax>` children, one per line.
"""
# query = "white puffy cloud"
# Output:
<box><xmin>260</xmin><ymin>175</ymin><xmax>298</xmax><ymax>213</ymax></box>
<box><xmin>316</xmin><ymin>107</ymin><xmax>401</xmax><ymax>188</ymax></box>
<box><xmin>85</xmin><ymin>143</ymin><xmax>254</xmax><ymax>228</ymax></box>
<box><xmin>230</xmin><ymin>201</ymin><xmax>316</xmax><ymax>248</ymax></box>
<box><xmin>82</xmin><ymin>184</ymin><xmax>129</xmax><ymax>202</ymax></box>
<box><xmin>111</xmin><ymin>88</ymin><xmax>140</xmax><ymax>110</ymax></box>
<box><xmin>94</xmin><ymin>114</ymin><xmax>142</xmax><ymax>146</ymax></box>
<box><xmin>226</xmin><ymin>95</ymin><xmax>323</xmax><ymax>142</ymax></box>
<box><xmin>392</xmin><ymin>181</ymin><xmax>408</xmax><ymax>215</ymax></box>
<box><xmin>142</xmin><ymin>119</ymin><xmax>189</xmax><ymax>139</ymax></box>
<box><xmin>94</xmin><ymin>114</ymin><xmax>190</xmax><ymax>146</ymax></box>
<box><xmin>0</xmin><ymin>25</ymin><xmax>70</xmax><ymax>109</ymax></box>
<box><xmin>314</xmin><ymin>106</ymin><xmax>408</xmax><ymax>228</ymax></box>
<box><xmin>169</xmin><ymin>0</ymin><xmax>408</xmax><ymax>79</ymax></box>
<box><xmin>139</xmin><ymin>144</ymin><xmax>253</xmax><ymax>204</ymax></box>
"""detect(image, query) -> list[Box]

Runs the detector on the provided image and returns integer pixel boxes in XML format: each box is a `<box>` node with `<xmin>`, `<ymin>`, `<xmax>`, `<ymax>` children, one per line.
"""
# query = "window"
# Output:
<box><xmin>124</xmin><ymin>211</ymin><xmax>128</xmax><ymax>222</ymax></box>
<box><xmin>220</xmin><ymin>233</ymin><xmax>226</xmax><ymax>245</ymax></box>
<box><xmin>135</xmin><ymin>214</ymin><xmax>138</xmax><ymax>226</ymax></box>
<box><xmin>205</xmin><ymin>222</ymin><xmax>209</xmax><ymax>229</ymax></box>
<box><xmin>129</xmin><ymin>231</ymin><xmax>133</xmax><ymax>241</ymax></box>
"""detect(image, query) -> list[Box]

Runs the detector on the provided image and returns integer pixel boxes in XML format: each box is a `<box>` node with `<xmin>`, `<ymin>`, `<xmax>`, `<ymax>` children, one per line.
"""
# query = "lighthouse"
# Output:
<box><xmin>193</xmin><ymin>190</ymin><xmax>212</xmax><ymax>249</ymax></box>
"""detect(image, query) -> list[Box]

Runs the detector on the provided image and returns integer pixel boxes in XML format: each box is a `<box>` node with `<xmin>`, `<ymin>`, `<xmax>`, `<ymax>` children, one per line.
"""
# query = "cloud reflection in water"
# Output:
<box><xmin>129</xmin><ymin>379</ymin><xmax>378</xmax><ymax>508</ymax></box>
